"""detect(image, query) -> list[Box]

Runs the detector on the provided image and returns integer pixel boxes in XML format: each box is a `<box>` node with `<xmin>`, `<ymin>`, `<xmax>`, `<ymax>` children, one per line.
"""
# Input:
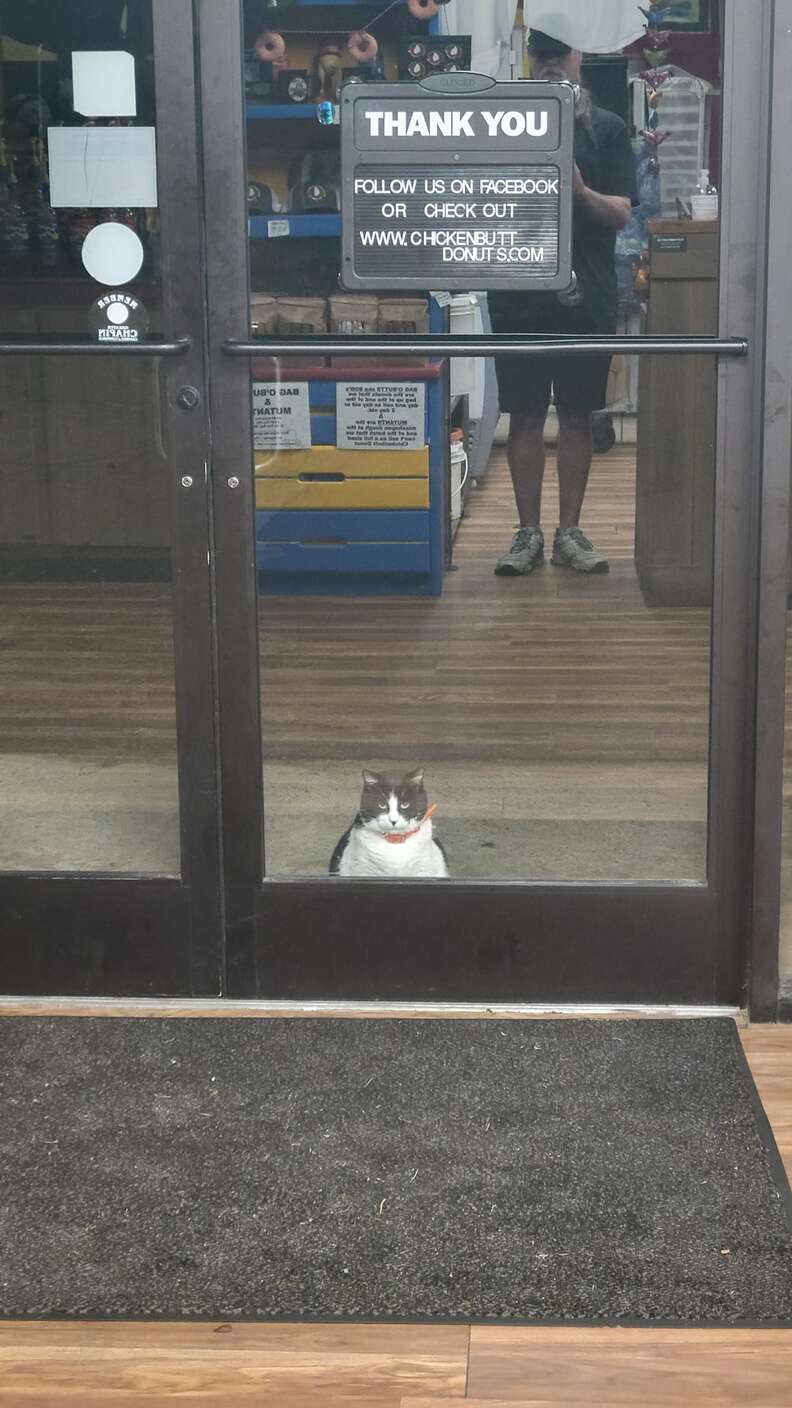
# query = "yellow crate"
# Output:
<box><xmin>255</xmin><ymin>447</ymin><xmax>429</xmax><ymax>479</ymax></box>
<box><xmin>255</xmin><ymin>478</ymin><xmax>429</xmax><ymax>511</ymax></box>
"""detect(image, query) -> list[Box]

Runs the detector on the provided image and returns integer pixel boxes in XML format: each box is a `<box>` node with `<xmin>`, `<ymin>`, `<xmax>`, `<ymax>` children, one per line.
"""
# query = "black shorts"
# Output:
<box><xmin>488</xmin><ymin>294</ymin><xmax>615</xmax><ymax>417</ymax></box>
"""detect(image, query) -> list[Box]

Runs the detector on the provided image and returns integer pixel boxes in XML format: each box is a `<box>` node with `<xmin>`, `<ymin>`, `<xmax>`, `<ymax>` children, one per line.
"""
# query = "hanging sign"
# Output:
<box><xmin>341</xmin><ymin>75</ymin><xmax>575</xmax><ymax>292</ymax></box>
<box><xmin>252</xmin><ymin>381</ymin><xmax>312</xmax><ymax>450</ymax></box>
<box><xmin>90</xmin><ymin>291</ymin><xmax>149</xmax><ymax>343</ymax></box>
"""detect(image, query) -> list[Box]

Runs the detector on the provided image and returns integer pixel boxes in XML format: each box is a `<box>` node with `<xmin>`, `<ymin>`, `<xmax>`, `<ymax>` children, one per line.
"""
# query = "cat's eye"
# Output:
<box><xmin>378</xmin><ymin>802</ymin><xmax>387</xmax><ymax>810</ymax></box>
<box><xmin>399</xmin><ymin>803</ymin><xmax>409</xmax><ymax>811</ymax></box>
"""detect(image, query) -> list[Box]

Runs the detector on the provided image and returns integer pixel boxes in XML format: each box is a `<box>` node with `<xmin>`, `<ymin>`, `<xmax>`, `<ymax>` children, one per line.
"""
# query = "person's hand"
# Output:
<box><xmin>572</xmin><ymin>162</ymin><xmax>587</xmax><ymax>200</ymax></box>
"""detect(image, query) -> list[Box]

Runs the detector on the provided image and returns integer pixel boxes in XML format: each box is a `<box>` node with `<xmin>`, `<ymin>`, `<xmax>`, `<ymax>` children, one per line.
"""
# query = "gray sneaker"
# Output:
<box><xmin>494</xmin><ymin>526</ymin><xmax>545</xmax><ymax>576</ymax></box>
<box><xmin>551</xmin><ymin>526</ymin><xmax>609</xmax><ymax>574</ymax></box>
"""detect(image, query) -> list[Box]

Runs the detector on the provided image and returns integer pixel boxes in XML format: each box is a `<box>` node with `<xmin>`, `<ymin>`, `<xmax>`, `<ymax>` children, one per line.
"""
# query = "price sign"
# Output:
<box><xmin>341</xmin><ymin>75</ymin><xmax>575</xmax><ymax>293</ymax></box>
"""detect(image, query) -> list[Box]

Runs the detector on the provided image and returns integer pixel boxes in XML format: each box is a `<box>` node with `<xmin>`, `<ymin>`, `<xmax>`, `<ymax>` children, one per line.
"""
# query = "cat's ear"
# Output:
<box><xmin>403</xmin><ymin>767</ymin><xmax>425</xmax><ymax>790</ymax></box>
<box><xmin>362</xmin><ymin>768</ymin><xmax>383</xmax><ymax>788</ymax></box>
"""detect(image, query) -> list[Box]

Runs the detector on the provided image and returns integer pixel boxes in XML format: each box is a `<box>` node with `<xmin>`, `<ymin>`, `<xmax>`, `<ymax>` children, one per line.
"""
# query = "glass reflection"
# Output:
<box><xmin>246</xmin><ymin>2</ymin><xmax>721</xmax><ymax>882</ymax></box>
<box><xmin>0</xmin><ymin>1</ymin><xmax>179</xmax><ymax>875</ymax></box>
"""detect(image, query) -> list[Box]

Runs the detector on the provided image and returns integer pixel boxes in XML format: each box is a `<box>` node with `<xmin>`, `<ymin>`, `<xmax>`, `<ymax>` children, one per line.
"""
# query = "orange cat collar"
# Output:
<box><xmin>383</xmin><ymin>803</ymin><xmax>437</xmax><ymax>844</ymax></box>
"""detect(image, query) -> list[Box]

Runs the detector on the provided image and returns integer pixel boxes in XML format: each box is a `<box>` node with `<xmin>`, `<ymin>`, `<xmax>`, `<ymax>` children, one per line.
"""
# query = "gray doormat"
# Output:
<box><xmin>1</xmin><ymin>1016</ymin><xmax>790</xmax><ymax>1325</ymax></box>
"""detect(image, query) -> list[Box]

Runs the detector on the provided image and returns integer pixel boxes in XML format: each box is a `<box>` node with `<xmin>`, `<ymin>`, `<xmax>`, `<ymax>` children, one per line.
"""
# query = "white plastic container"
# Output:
<box><xmin>449</xmin><ymin>294</ymin><xmax>477</xmax><ymax>398</ymax></box>
<box><xmin>691</xmin><ymin>168</ymin><xmax>718</xmax><ymax>221</ymax></box>
<box><xmin>450</xmin><ymin>439</ymin><xmax>469</xmax><ymax>538</ymax></box>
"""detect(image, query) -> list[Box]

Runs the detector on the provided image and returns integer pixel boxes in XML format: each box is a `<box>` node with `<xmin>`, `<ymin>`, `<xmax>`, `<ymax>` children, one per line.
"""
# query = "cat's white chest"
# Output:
<box><xmin>338</xmin><ymin>823</ymin><xmax>447</xmax><ymax>878</ymax></box>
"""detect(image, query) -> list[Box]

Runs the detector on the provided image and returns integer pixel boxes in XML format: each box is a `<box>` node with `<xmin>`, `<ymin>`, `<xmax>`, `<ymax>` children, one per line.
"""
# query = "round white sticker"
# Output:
<box><xmin>81</xmin><ymin>222</ymin><xmax>144</xmax><ymax>286</ymax></box>
<box><xmin>106</xmin><ymin>301</ymin><xmax>131</xmax><ymax>325</ymax></box>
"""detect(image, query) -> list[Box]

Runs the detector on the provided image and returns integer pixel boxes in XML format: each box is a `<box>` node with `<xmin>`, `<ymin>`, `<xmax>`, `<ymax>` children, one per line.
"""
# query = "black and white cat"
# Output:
<box><xmin>329</xmin><ymin>768</ymin><xmax>449</xmax><ymax>878</ymax></box>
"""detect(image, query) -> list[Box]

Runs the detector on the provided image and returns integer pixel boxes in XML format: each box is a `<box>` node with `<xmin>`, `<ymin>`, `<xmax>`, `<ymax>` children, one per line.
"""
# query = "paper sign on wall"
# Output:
<box><xmin>253</xmin><ymin>382</ymin><xmax>312</xmax><ymax>450</ymax></box>
<box><xmin>73</xmin><ymin>51</ymin><xmax>137</xmax><ymax>117</ymax></box>
<box><xmin>337</xmin><ymin>382</ymin><xmax>426</xmax><ymax>451</ymax></box>
<box><xmin>48</xmin><ymin>126</ymin><xmax>157</xmax><ymax>208</ymax></box>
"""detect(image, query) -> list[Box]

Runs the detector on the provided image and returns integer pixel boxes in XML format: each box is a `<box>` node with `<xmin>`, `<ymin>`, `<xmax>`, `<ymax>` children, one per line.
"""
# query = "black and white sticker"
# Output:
<box><xmin>90</xmin><ymin>291</ymin><xmax>149</xmax><ymax>343</ymax></box>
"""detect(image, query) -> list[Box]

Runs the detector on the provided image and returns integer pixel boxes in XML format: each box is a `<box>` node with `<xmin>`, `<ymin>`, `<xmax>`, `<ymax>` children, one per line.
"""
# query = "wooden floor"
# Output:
<box><xmin>0</xmin><ymin>447</ymin><xmax>711</xmax><ymax>771</ymax></box>
<box><xmin>0</xmin><ymin>1020</ymin><xmax>789</xmax><ymax>1406</ymax></box>
<box><xmin>257</xmin><ymin>446</ymin><xmax>710</xmax><ymax>876</ymax></box>
<box><xmin>258</xmin><ymin>446</ymin><xmax>712</xmax><ymax>769</ymax></box>
<box><xmin>0</xmin><ymin>447</ymin><xmax>713</xmax><ymax>879</ymax></box>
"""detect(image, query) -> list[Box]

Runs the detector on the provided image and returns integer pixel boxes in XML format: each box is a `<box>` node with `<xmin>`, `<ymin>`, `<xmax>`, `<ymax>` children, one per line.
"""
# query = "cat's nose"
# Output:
<box><xmin>390</xmin><ymin>818</ymin><xmax>399</xmax><ymax>826</ymax></box>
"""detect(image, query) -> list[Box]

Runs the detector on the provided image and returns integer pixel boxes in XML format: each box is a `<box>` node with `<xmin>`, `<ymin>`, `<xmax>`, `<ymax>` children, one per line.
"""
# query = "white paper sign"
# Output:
<box><xmin>73</xmin><ymin>51</ymin><xmax>137</xmax><ymax>118</ymax></box>
<box><xmin>253</xmin><ymin>382</ymin><xmax>312</xmax><ymax>450</ymax></box>
<box><xmin>48</xmin><ymin>126</ymin><xmax>157</xmax><ymax>208</ymax></box>
<box><xmin>337</xmin><ymin>382</ymin><xmax>426</xmax><ymax>451</ymax></box>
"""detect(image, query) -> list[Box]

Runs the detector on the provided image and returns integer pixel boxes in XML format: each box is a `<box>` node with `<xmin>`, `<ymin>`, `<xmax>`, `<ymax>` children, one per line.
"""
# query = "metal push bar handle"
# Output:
<box><xmin>0</xmin><ymin>337</ymin><xmax>192</xmax><ymax>356</ymax></box>
<box><xmin>223</xmin><ymin>335</ymin><xmax>748</xmax><ymax>359</ymax></box>
<box><xmin>1</xmin><ymin>335</ymin><xmax>744</xmax><ymax>357</ymax></box>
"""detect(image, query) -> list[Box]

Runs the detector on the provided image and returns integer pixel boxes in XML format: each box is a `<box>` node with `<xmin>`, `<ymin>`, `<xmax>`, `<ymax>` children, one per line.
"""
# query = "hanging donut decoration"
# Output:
<box><xmin>407</xmin><ymin>0</ymin><xmax>451</xmax><ymax>17</ymax></box>
<box><xmin>254</xmin><ymin>30</ymin><xmax>287</xmax><ymax>67</ymax></box>
<box><xmin>347</xmin><ymin>31</ymin><xmax>378</xmax><ymax>65</ymax></box>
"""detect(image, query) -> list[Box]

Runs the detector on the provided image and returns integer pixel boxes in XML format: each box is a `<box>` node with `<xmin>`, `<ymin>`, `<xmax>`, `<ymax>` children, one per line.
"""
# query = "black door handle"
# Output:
<box><xmin>222</xmin><ymin>335</ymin><xmax>749</xmax><ymax>359</ymax></box>
<box><xmin>0</xmin><ymin>336</ymin><xmax>192</xmax><ymax>357</ymax></box>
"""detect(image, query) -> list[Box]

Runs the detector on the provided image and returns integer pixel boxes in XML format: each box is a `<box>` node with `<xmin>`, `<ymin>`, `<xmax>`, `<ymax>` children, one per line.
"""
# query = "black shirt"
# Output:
<box><xmin>572</xmin><ymin>104</ymin><xmax>638</xmax><ymax>323</ymax></box>
<box><xmin>489</xmin><ymin>102</ymin><xmax>637</xmax><ymax>331</ymax></box>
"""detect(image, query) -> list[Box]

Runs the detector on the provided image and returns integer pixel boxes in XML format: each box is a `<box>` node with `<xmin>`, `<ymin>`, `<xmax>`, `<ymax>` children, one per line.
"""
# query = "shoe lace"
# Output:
<box><xmin>565</xmin><ymin>527</ymin><xmax>594</xmax><ymax>551</ymax></box>
<box><xmin>514</xmin><ymin>526</ymin><xmax>541</xmax><ymax>551</ymax></box>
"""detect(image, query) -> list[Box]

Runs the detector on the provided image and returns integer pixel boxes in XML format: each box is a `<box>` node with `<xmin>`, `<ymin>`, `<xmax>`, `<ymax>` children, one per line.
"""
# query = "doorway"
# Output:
<box><xmin>0</xmin><ymin>0</ymin><xmax>769</xmax><ymax>1004</ymax></box>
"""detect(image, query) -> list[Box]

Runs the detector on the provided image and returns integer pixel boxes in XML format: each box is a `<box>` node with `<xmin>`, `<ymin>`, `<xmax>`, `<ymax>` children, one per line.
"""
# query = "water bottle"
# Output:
<box><xmin>691</xmin><ymin>169</ymin><xmax>718</xmax><ymax>221</ymax></box>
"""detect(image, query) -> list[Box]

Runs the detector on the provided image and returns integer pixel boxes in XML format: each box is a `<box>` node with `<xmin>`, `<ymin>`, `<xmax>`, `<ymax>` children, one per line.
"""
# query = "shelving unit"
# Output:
<box><xmin>253</xmin><ymin>302</ymin><xmax>448</xmax><ymax>597</ymax></box>
<box><xmin>248</xmin><ymin>0</ymin><xmax>451</xmax><ymax>598</ymax></box>
<box><xmin>249</xmin><ymin>213</ymin><xmax>341</xmax><ymax>240</ymax></box>
<box><xmin>247</xmin><ymin>103</ymin><xmax>323</xmax><ymax>122</ymax></box>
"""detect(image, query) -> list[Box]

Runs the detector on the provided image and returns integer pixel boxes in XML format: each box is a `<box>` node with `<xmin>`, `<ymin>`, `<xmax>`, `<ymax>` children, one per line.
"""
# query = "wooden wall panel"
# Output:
<box><xmin>1</xmin><ymin>303</ymin><xmax>170</xmax><ymax>552</ymax></box>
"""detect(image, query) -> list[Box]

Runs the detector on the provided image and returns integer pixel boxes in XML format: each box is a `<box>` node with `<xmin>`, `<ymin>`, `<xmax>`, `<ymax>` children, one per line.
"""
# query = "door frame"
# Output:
<box><xmin>198</xmin><ymin>0</ymin><xmax>775</xmax><ymax>1006</ymax></box>
<box><xmin>749</xmin><ymin>0</ymin><xmax>792</xmax><ymax>1020</ymax></box>
<box><xmin>0</xmin><ymin>0</ymin><xmax>222</xmax><ymax>997</ymax></box>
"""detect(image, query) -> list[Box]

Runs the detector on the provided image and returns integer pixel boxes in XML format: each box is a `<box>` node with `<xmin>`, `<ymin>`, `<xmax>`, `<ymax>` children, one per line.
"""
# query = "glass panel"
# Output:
<box><xmin>0</xmin><ymin>1</ymin><xmax>180</xmax><ymax>874</ymax></box>
<box><xmin>243</xmin><ymin>1</ymin><xmax>721</xmax><ymax>882</ymax></box>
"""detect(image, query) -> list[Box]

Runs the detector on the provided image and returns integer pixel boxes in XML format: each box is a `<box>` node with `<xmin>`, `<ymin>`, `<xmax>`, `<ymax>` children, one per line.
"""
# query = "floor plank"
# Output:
<box><xmin>464</xmin><ymin>1327</ymin><xmax>792</xmax><ymax>1405</ymax></box>
<box><xmin>0</xmin><ymin>1322</ymin><xmax>469</xmax><ymax>1404</ymax></box>
<box><xmin>408</xmin><ymin>1400</ymin><xmax>787</xmax><ymax>1408</ymax></box>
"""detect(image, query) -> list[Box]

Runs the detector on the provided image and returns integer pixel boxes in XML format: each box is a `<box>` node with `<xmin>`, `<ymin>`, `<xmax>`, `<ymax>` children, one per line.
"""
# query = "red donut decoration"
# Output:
<box><xmin>347</xmin><ymin>31</ymin><xmax>378</xmax><ymax>64</ymax></box>
<box><xmin>254</xmin><ymin>30</ymin><xmax>287</xmax><ymax>66</ymax></box>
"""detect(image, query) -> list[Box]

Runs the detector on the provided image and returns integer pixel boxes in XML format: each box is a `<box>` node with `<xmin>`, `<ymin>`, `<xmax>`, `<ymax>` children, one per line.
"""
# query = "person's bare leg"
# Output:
<box><xmin>552</xmin><ymin>409</ymin><xmax>609</xmax><ymax>572</ymax></box>
<box><xmin>494</xmin><ymin>411</ymin><xmax>548</xmax><ymax>574</ymax></box>
<box><xmin>556</xmin><ymin>410</ymin><xmax>593</xmax><ymax>529</ymax></box>
<box><xmin>507</xmin><ymin>411</ymin><xmax>546</xmax><ymax>526</ymax></box>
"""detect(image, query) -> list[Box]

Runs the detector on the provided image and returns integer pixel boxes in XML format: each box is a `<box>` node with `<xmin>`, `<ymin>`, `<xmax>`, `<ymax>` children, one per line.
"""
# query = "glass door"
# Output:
<box><xmin>1</xmin><ymin>1</ymin><xmax>766</xmax><ymax>1007</ymax></box>
<box><xmin>200</xmin><ymin>0</ymin><xmax>760</xmax><ymax>1008</ymax></box>
<box><xmin>200</xmin><ymin>0</ymin><xmax>764</xmax><ymax>1004</ymax></box>
<box><xmin>0</xmin><ymin>0</ymin><xmax>220</xmax><ymax>994</ymax></box>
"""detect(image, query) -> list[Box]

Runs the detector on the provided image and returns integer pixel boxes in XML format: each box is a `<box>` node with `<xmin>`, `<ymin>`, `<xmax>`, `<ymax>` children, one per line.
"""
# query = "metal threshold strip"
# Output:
<box><xmin>223</xmin><ymin>334</ymin><xmax>749</xmax><ymax>359</ymax></box>
<box><xmin>0</xmin><ymin>337</ymin><xmax>192</xmax><ymax>356</ymax></box>
<box><xmin>0</xmin><ymin>997</ymin><xmax>742</xmax><ymax>1019</ymax></box>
